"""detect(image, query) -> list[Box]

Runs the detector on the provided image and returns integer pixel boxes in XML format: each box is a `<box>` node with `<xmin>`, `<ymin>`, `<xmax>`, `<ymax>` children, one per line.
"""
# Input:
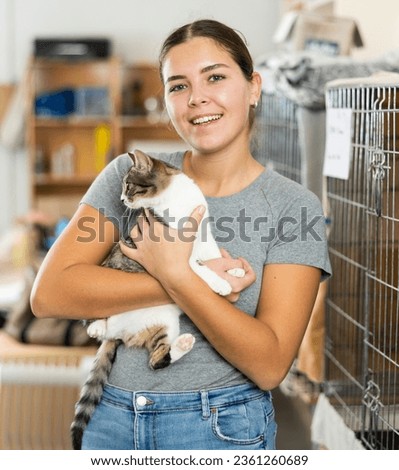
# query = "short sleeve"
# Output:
<box><xmin>265</xmin><ymin>191</ymin><xmax>332</xmax><ymax>281</ymax></box>
<box><xmin>80</xmin><ymin>153</ymin><xmax>132</xmax><ymax>232</ymax></box>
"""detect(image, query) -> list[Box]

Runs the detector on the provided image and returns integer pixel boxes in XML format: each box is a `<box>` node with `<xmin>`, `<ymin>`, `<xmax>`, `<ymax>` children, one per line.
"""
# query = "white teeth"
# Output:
<box><xmin>192</xmin><ymin>114</ymin><xmax>222</xmax><ymax>125</ymax></box>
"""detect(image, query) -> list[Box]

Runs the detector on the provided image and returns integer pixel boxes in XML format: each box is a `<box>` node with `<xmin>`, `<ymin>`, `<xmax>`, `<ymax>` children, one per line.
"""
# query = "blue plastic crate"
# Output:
<box><xmin>35</xmin><ymin>88</ymin><xmax>75</xmax><ymax>117</ymax></box>
<box><xmin>75</xmin><ymin>87</ymin><xmax>110</xmax><ymax>116</ymax></box>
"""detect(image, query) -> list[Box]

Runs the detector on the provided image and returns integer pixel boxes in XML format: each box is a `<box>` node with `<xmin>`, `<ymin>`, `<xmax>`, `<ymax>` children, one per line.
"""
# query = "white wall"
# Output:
<box><xmin>2</xmin><ymin>0</ymin><xmax>280</xmax><ymax>81</ymax></box>
<box><xmin>0</xmin><ymin>0</ymin><xmax>15</xmax><ymax>83</ymax></box>
<box><xmin>335</xmin><ymin>0</ymin><xmax>399</xmax><ymax>60</ymax></box>
<box><xmin>0</xmin><ymin>0</ymin><xmax>280</xmax><ymax>235</ymax></box>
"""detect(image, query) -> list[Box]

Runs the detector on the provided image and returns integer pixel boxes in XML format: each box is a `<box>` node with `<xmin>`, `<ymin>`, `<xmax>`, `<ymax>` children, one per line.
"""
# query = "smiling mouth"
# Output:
<box><xmin>191</xmin><ymin>114</ymin><xmax>222</xmax><ymax>125</ymax></box>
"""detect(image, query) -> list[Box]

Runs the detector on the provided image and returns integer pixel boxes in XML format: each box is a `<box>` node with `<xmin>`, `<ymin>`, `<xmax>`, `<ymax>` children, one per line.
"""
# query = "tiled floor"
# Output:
<box><xmin>273</xmin><ymin>387</ymin><xmax>313</xmax><ymax>450</ymax></box>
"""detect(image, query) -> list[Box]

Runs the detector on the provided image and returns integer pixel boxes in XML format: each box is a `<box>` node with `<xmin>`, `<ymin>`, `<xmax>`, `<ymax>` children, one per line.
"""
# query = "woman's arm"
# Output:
<box><xmin>30</xmin><ymin>204</ymin><xmax>172</xmax><ymax>319</ymax></box>
<box><xmin>164</xmin><ymin>263</ymin><xmax>320</xmax><ymax>391</ymax></box>
<box><xmin>121</xmin><ymin>207</ymin><xmax>321</xmax><ymax>391</ymax></box>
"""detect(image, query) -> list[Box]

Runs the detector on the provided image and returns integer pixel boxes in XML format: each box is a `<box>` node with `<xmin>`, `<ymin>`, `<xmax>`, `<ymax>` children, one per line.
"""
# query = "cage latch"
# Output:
<box><xmin>368</xmin><ymin>149</ymin><xmax>387</xmax><ymax>217</ymax></box>
<box><xmin>362</xmin><ymin>379</ymin><xmax>383</xmax><ymax>448</ymax></box>
<box><xmin>362</xmin><ymin>379</ymin><xmax>382</xmax><ymax>413</ymax></box>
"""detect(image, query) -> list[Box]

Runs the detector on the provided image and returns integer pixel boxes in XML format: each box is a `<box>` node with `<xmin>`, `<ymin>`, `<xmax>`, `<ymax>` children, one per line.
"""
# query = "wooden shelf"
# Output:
<box><xmin>27</xmin><ymin>58</ymin><xmax>182</xmax><ymax>219</ymax></box>
<box><xmin>33</xmin><ymin>116</ymin><xmax>113</xmax><ymax>128</ymax></box>
<box><xmin>34</xmin><ymin>175</ymin><xmax>96</xmax><ymax>197</ymax></box>
<box><xmin>34</xmin><ymin>174</ymin><xmax>96</xmax><ymax>186</ymax></box>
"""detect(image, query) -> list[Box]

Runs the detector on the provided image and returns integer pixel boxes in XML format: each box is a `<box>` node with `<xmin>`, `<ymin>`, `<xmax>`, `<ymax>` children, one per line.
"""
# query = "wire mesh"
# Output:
<box><xmin>253</xmin><ymin>91</ymin><xmax>301</xmax><ymax>183</ymax></box>
<box><xmin>253</xmin><ymin>89</ymin><xmax>329</xmax><ymax>399</ymax></box>
<box><xmin>325</xmin><ymin>82</ymin><xmax>399</xmax><ymax>450</ymax></box>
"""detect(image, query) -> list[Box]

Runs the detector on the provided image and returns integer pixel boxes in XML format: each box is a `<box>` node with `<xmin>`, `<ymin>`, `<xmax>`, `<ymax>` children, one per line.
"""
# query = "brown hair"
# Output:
<box><xmin>159</xmin><ymin>19</ymin><xmax>258</xmax><ymax>126</ymax></box>
<box><xmin>159</xmin><ymin>19</ymin><xmax>254</xmax><ymax>82</ymax></box>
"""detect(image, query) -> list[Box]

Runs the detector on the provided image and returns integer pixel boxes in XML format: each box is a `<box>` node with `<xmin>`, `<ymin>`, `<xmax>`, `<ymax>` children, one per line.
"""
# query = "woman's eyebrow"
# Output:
<box><xmin>165</xmin><ymin>74</ymin><xmax>186</xmax><ymax>84</ymax></box>
<box><xmin>165</xmin><ymin>63</ymin><xmax>230</xmax><ymax>84</ymax></box>
<box><xmin>201</xmin><ymin>63</ymin><xmax>229</xmax><ymax>73</ymax></box>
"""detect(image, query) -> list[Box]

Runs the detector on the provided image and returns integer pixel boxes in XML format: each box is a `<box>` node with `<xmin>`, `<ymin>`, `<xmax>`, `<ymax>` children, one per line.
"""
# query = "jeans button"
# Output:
<box><xmin>136</xmin><ymin>395</ymin><xmax>147</xmax><ymax>406</ymax></box>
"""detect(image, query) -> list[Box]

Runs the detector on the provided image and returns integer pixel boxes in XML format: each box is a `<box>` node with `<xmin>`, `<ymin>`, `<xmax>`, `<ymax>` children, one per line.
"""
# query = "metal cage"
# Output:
<box><xmin>253</xmin><ymin>91</ymin><xmax>302</xmax><ymax>184</ymax></box>
<box><xmin>324</xmin><ymin>78</ymin><xmax>399</xmax><ymax>450</ymax></box>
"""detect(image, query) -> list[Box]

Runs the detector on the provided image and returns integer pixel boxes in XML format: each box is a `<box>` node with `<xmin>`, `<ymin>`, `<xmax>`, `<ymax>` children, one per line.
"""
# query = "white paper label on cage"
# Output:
<box><xmin>323</xmin><ymin>108</ymin><xmax>353</xmax><ymax>180</ymax></box>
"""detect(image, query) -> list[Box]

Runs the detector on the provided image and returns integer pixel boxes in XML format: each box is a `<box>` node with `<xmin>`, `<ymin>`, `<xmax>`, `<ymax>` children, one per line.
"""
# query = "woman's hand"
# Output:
<box><xmin>201</xmin><ymin>249</ymin><xmax>256</xmax><ymax>302</ymax></box>
<box><xmin>119</xmin><ymin>207</ymin><xmax>255</xmax><ymax>301</ymax></box>
<box><xmin>119</xmin><ymin>206</ymin><xmax>205</xmax><ymax>285</ymax></box>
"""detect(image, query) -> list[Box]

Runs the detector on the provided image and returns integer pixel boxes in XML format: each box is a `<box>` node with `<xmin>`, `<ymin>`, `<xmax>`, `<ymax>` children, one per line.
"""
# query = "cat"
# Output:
<box><xmin>71</xmin><ymin>149</ymin><xmax>244</xmax><ymax>449</ymax></box>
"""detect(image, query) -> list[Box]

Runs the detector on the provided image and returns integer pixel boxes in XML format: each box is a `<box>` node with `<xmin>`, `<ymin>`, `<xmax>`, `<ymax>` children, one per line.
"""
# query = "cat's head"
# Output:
<box><xmin>121</xmin><ymin>149</ymin><xmax>180</xmax><ymax>209</ymax></box>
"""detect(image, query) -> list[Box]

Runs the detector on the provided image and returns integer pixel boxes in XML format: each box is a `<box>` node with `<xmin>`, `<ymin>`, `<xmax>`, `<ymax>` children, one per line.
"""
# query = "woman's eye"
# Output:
<box><xmin>209</xmin><ymin>74</ymin><xmax>225</xmax><ymax>83</ymax></box>
<box><xmin>168</xmin><ymin>83</ymin><xmax>186</xmax><ymax>93</ymax></box>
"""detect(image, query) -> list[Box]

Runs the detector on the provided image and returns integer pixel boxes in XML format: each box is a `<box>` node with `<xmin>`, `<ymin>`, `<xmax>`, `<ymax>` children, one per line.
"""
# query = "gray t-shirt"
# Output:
<box><xmin>81</xmin><ymin>152</ymin><xmax>331</xmax><ymax>391</ymax></box>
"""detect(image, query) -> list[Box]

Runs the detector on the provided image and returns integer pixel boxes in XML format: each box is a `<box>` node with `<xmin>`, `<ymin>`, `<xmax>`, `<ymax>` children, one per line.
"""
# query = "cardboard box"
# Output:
<box><xmin>282</xmin><ymin>0</ymin><xmax>334</xmax><ymax>15</ymax></box>
<box><xmin>274</xmin><ymin>12</ymin><xmax>363</xmax><ymax>56</ymax></box>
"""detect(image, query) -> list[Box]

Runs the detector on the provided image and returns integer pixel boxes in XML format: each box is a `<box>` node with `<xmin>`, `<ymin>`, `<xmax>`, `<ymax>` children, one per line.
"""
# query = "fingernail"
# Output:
<box><xmin>198</xmin><ymin>205</ymin><xmax>205</xmax><ymax>215</ymax></box>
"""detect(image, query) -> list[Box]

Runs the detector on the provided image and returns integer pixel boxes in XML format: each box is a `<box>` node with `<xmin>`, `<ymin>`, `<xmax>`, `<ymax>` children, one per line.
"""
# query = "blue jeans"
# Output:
<box><xmin>82</xmin><ymin>382</ymin><xmax>277</xmax><ymax>450</ymax></box>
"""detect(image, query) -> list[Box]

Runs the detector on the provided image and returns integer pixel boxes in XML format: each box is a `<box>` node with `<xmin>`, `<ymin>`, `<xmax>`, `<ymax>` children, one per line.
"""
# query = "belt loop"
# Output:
<box><xmin>200</xmin><ymin>391</ymin><xmax>210</xmax><ymax>419</ymax></box>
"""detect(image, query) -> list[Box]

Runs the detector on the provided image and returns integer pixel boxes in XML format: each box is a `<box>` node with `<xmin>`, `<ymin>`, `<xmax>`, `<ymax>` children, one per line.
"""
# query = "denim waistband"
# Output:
<box><xmin>102</xmin><ymin>382</ymin><xmax>270</xmax><ymax>418</ymax></box>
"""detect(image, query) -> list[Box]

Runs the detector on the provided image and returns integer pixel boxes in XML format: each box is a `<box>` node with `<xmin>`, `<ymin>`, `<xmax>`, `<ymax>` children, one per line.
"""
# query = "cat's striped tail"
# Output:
<box><xmin>71</xmin><ymin>339</ymin><xmax>120</xmax><ymax>450</ymax></box>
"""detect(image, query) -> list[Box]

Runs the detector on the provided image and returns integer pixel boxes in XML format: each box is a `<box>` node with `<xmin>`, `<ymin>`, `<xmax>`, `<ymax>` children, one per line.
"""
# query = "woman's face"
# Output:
<box><xmin>162</xmin><ymin>37</ymin><xmax>260</xmax><ymax>155</ymax></box>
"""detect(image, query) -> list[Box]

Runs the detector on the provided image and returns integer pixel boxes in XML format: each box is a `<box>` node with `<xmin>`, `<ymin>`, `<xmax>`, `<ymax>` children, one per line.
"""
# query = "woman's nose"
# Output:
<box><xmin>188</xmin><ymin>87</ymin><xmax>208</xmax><ymax>107</ymax></box>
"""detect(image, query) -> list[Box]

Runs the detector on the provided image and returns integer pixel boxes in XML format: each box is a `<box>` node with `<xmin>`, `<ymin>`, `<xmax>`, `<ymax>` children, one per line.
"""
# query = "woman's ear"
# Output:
<box><xmin>250</xmin><ymin>71</ymin><xmax>262</xmax><ymax>107</ymax></box>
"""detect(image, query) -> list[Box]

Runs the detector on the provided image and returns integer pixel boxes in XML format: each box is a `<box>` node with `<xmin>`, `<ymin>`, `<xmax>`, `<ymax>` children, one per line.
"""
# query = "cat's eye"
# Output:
<box><xmin>132</xmin><ymin>188</ymin><xmax>147</xmax><ymax>196</ymax></box>
<box><xmin>132</xmin><ymin>184</ymin><xmax>152</xmax><ymax>196</ymax></box>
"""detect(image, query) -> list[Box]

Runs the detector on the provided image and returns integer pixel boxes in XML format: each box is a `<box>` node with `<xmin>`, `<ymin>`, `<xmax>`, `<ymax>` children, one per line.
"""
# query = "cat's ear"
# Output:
<box><xmin>128</xmin><ymin>149</ymin><xmax>153</xmax><ymax>173</ymax></box>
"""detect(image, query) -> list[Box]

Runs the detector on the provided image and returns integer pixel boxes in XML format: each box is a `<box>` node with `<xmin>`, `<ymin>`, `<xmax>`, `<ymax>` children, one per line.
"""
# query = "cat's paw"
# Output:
<box><xmin>175</xmin><ymin>333</ymin><xmax>195</xmax><ymax>352</ymax></box>
<box><xmin>227</xmin><ymin>267</ymin><xmax>245</xmax><ymax>278</ymax></box>
<box><xmin>211</xmin><ymin>277</ymin><xmax>233</xmax><ymax>296</ymax></box>
<box><xmin>170</xmin><ymin>334</ymin><xmax>195</xmax><ymax>363</ymax></box>
<box><xmin>87</xmin><ymin>320</ymin><xmax>107</xmax><ymax>339</ymax></box>
<box><xmin>191</xmin><ymin>262</ymin><xmax>232</xmax><ymax>296</ymax></box>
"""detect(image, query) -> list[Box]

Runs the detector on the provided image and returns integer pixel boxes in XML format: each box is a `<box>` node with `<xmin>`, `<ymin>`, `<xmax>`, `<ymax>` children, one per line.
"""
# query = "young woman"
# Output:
<box><xmin>31</xmin><ymin>19</ymin><xmax>331</xmax><ymax>450</ymax></box>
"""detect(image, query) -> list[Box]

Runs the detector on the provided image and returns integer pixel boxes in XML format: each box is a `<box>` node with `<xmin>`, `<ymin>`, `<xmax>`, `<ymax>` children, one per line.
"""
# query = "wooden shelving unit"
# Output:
<box><xmin>118</xmin><ymin>63</ymin><xmax>181</xmax><ymax>153</ymax></box>
<box><xmin>27</xmin><ymin>58</ymin><xmax>182</xmax><ymax>219</ymax></box>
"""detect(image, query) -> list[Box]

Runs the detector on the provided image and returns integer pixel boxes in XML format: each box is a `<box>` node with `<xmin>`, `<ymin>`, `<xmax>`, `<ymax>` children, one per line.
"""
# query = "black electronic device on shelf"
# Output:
<box><xmin>34</xmin><ymin>38</ymin><xmax>111</xmax><ymax>59</ymax></box>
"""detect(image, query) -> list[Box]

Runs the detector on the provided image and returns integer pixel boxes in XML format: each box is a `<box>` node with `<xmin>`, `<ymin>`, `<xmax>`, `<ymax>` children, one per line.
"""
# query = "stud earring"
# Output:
<box><xmin>252</xmin><ymin>101</ymin><xmax>258</xmax><ymax>109</ymax></box>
